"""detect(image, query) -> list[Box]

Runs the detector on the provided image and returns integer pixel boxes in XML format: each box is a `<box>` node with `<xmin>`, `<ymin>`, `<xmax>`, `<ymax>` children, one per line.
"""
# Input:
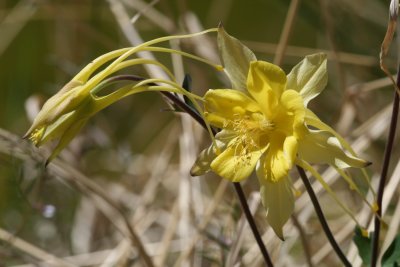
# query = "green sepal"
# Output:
<box><xmin>286</xmin><ymin>53</ymin><xmax>327</xmax><ymax>106</ymax></box>
<box><xmin>217</xmin><ymin>25</ymin><xmax>256</xmax><ymax>92</ymax></box>
<box><xmin>353</xmin><ymin>226</ymin><xmax>373</xmax><ymax>266</ymax></box>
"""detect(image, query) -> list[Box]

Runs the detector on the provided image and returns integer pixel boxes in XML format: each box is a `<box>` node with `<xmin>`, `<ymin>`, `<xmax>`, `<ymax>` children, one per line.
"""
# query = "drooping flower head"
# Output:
<box><xmin>191</xmin><ymin>27</ymin><xmax>372</xmax><ymax>239</ymax></box>
<box><xmin>25</xmin><ymin>29</ymin><xmax>222</xmax><ymax>164</ymax></box>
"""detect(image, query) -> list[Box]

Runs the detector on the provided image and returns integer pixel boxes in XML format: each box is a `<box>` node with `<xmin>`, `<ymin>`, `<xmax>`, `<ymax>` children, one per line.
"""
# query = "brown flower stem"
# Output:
<box><xmin>296</xmin><ymin>165</ymin><xmax>351</xmax><ymax>267</ymax></box>
<box><xmin>371</xmin><ymin>70</ymin><xmax>400</xmax><ymax>267</ymax></box>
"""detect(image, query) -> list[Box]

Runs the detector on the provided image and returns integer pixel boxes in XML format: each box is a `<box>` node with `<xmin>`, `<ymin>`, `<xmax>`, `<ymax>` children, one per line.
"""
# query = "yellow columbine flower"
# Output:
<box><xmin>191</xmin><ymin>28</ymin><xmax>370</xmax><ymax>239</ymax></box>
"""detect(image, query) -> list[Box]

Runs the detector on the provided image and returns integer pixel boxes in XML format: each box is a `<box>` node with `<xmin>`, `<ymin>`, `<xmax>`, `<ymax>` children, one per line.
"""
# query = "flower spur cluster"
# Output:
<box><xmin>24</xmin><ymin>29</ymin><xmax>221</xmax><ymax>164</ymax></box>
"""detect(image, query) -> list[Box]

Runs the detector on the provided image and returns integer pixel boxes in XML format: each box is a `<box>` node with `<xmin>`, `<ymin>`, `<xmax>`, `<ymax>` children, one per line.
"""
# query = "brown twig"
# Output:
<box><xmin>370</xmin><ymin>67</ymin><xmax>400</xmax><ymax>267</ymax></box>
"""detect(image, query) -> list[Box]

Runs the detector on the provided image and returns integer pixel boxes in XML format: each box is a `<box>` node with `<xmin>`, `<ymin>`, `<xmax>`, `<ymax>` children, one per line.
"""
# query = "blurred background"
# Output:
<box><xmin>0</xmin><ymin>0</ymin><xmax>398</xmax><ymax>266</ymax></box>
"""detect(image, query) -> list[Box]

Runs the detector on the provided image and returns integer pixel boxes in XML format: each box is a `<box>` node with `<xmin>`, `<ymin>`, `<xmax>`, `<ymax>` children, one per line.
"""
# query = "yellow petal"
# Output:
<box><xmin>191</xmin><ymin>130</ymin><xmax>236</xmax><ymax>176</ymax></box>
<box><xmin>46</xmin><ymin>119</ymin><xmax>87</xmax><ymax>165</ymax></box>
<box><xmin>275</xmin><ymin>89</ymin><xmax>306</xmax><ymax>136</ymax></box>
<box><xmin>24</xmin><ymin>80</ymin><xmax>84</xmax><ymax>139</ymax></box>
<box><xmin>204</xmin><ymin>89</ymin><xmax>261</xmax><ymax>128</ymax></box>
<box><xmin>305</xmin><ymin>109</ymin><xmax>359</xmax><ymax>156</ymax></box>
<box><xmin>39</xmin><ymin>111</ymin><xmax>81</xmax><ymax>146</ymax></box>
<box><xmin>257</xmin><ymin>175</ymin><xmax>294</xmax><ymax>240</ymax></box>
<box><xmin>298</xmin><ymin>130</ymin><xmax>369</xmax><ymax>168</ymax></box>
<box><xmin>190</xmin><ymin>144</ymin><xmax>215</xmax><ymax>176</ymax></box>
<box><xmin>210</xmin><ymin>136</ymin><xmax>266</xmax><ymax>182</ymax></box>
<box><xmin>259</xmin><ymin>134</ymin><xmax>298</xmax><ymax>182</ymax></box>
<box><xmin>246</xmin><ymin>61</ymin><xmax>286</xmax><ymax>118</ymax></box>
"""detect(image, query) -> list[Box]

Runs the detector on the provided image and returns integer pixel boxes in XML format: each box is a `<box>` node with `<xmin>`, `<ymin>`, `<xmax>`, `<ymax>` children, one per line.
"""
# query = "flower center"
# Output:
<box><xmin>229</xmin><ymin>113</ymin><xmax>274</xmax><ymax>150</ymax></box>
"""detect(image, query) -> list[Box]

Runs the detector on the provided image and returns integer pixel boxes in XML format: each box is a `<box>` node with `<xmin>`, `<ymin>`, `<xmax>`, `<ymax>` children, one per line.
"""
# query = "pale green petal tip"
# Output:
<box><xmin>45</xmin><ymin>119</ymin><xmax>87</xmax><ymax>166</ymax></box>
<box><xmin>299</xmin><ymin>130</ymin><xmax>370</xmax><ymax>170</ymax></box>
<box><xmin>190</xmin><ymin>148</ymin><xmax>213</xmax><ymax>176</ymax></box>
<box><xmin>217</xmin><ymin>25</ymin><xmax>256</xmax><ymax>91</ymax></box>
<box><xmin>258</xmin><ymin>176</ymin><xmax>294</xmax><ymax>240</ymax></box>
<box><xmin>287</xmin><ymin>53</ymin><xmax>328</xmax><ymax>105</ymax></box>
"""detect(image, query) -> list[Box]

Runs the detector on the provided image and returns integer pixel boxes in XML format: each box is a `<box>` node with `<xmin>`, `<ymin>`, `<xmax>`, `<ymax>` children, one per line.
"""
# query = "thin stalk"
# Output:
<box><xmin>371</xmin><ymin>68</ymin><xmax>400</xmax><ymax>267</ymax></box>
<box><xmin>296</xmin><ymin>165</ymin><xmax>351</xmax><ymax>267</ymax></box>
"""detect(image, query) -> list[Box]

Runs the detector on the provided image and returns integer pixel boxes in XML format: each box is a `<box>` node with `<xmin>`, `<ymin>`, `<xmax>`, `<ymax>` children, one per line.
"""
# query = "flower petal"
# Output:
<box><xmin>204</xmin><ymin>89</ymin><xmax>261</xmax><ymax>128</ymax></box>
<box><xmin>286</xmin><ymin>53</ymin><xmax>327</xmax><ymax>106</ymax></box>
<box><xmin>190</xmin><ymin>130</ymin><xmax>236</xmax><ymax>176</ymax></box>
<box><xmin>46</xmin><ymin>118</ymin><xmax>87</xmax><ymax>165</ymax></box>
<box><xmin>24</xmin><ymin>80</ymin><xmax>84</xmax><ymax>139</ymax></box>
<box><xmin>246</xmin><ymin>61</ymin><xmax>287</xmax><ymax>117</ymax></box>
<box><xmin>210</xmin><ymin>136</ymin><xmax>266</xmax><ymax>182</ymax></box>
<box><xmin>259</xmin><ymin>134</ymin><xmax>298</xmax><ymax>182</ymax></box>
<box><xmin>217</xmin><ymin>26</ymin><xmax>257</xmax><ymax>92</ymax></box>
<box><xmin>298</xmin><ymin>130</ymin><xmax>369</xmax><ymax>168</ymax></box>
<box><xmin>305</xmin><ymin>109</ymin><xmax>361</xmax><ymax>158</ymax></box>
<box><xmin>275</xmin><ymin>89</ymin><xmax>306</xmax><ymax>137</ymax></box>
<box><xmin>257</xmin><ymin>174</ymin><xmax>294</xmax><ymax>240</ymax></box>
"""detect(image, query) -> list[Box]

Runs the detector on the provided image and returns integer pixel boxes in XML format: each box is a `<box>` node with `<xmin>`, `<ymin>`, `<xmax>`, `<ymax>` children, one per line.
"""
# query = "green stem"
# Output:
<box><xmin>296</xmin><ymin>165</ymin><xmax>351</xmax><ymax>267</ymax></box>
<box><xmin>370</xmin><ymin>68</ymin><xmax>400</xmax><ymax>267</ymax></box>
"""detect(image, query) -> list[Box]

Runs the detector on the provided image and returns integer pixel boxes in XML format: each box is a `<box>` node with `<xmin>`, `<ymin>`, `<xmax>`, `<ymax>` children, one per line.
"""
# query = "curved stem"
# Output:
<box><xmin>296</xmin><ymin>165</ymin><xmax>351</xmax><ymax>267</ymax></box>
<box><xmin>371</xmin><ymin>69</ymin><xmax>400</xmax><ymax>267</ymax></box>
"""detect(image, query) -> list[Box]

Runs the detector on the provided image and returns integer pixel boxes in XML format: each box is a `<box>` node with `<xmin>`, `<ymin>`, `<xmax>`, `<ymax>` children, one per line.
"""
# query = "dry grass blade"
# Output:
<box><xmin>0</xmin><ymin>228</ymin><xmax>76</xmax><ymax>267</ymax></box>
<box><xmin>121</xmin><ymin>0</ymin><xmax>175</xmax><ymax>33</ymax></box>
<box><xmin>0</xmin><ymin>128</ymin><xmax>154</xmax><ymax>267</ymax></box>
<box><xmin>273</xmin><ymin>0</ymin><xmax>300</xmax><ymax>66</ymax></box>
<box><xmin>0</xmin><ymin>0</ymin><xmax>37</xmax><ymax>56</ymax></box>
<box><xmin>380</xmin><ymin>0</ymin><xmax>399</xmax><ymax>93</ymax></box>
<box><xmin>50</xmin><ymin>160</ymin><xmax>155</xmax><ymax>267</ymax></box>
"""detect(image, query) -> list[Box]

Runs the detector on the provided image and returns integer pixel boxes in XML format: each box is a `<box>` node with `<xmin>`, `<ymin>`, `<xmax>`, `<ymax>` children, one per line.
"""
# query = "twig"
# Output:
<box><xmin>0</xmin><ymin>228</ymin><xmax>76</xmax><ymax>267</ymax></box>
<box><xmin>296</xmin><ymin>165</ymin><xmax>351</xmax><ymax>267</ymax></box>
<box><xmin>273</xmin><ymin>0</ymin><xmax>300</xmax><ymax>66</ymax></box>
<box><xmin>371</xmin><ymin>67</ymin><xmax>400</xmax><ymax>267</ymax></box>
